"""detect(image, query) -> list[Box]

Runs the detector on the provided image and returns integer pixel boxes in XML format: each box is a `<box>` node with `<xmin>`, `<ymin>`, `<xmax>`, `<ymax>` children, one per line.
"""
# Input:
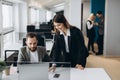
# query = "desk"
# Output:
<box><xmin>2</xmin><ymin>67</ymin><xmax>18</xmax><ymax>80</ymax></box>
<box><xmin>2</xmin><ymin>67</ymin><xmax>111</xmax><ymax>80</ymax></box>
<box><xmin>49</xmin><ymin>68</ymin><xmax>111</xmax><ymax>80</ymax></box>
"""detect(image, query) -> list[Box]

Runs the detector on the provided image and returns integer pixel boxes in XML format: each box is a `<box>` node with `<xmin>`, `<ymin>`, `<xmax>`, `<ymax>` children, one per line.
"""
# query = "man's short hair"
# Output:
<box><xmin>97</xmin><ymin>11</ymin><xmax>102</xmax><ymax>14</ymax></box>
<box><xmin>26</xmin><ymin>32</ymin><xmax>37</xmax><ymax>40</ymax></box>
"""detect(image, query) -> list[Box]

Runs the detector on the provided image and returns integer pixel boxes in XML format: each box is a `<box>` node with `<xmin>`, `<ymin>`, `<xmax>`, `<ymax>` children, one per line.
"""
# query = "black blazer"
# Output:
<box><xmin>86</xmin><ymin>20</ymin><xmax>95</xmax><ymax>38</ymax></box>
<box><xmin>50</xmin><ymin>26</ymin><xmax>88</xmax><ymax>67</ymax></box>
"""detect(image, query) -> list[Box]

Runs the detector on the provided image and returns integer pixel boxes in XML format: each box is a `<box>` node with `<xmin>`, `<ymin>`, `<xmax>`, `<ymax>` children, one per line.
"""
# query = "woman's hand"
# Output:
<box><xmin>49</xmin><ymin>64</ymin><xmax>56</xmax><ymax>72</ymax></box>
<box><xmin>75</xmin><ymin>64</ymin><xmax>84</xmax><ymax>70</ymax></box>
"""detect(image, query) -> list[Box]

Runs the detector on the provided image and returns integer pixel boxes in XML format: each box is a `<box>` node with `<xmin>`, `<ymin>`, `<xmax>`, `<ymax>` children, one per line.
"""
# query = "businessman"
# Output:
<box><xmin>17</xmin><ymin>32</ymin><xmax>50</xmax><ymax>63</ymax></box>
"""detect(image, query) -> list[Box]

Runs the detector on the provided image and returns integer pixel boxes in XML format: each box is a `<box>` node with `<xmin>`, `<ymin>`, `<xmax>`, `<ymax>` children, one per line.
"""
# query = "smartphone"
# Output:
<box><xmin>53</xmin><ymin>74</ymin><xmax>60</xmax><ymax>78</ymax></box>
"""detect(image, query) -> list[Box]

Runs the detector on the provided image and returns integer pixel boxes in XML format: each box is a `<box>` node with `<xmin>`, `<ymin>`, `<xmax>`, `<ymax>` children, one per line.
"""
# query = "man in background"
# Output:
<box><xmin>96</xmin><ymin>11</ymin><xmax>104</xmax><ymax>55</ymax></box>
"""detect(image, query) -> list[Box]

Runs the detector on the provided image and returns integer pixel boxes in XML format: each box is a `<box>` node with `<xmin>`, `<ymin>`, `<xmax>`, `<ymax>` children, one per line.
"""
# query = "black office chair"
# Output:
<box><xmin>5</xmin><ymin>50</ymin><xmax>19</xmax><ymax>66</ymax></box>
<box><xmin>23</xmin><ymin>38</ymin><xmax>26</xmax><ymax>46</ymax></box>
<box><xmin>27</xmin><ymin>25</ymin><xmax>35</xmax><ymax>32</ymax></box>
<box><xmin>37</xmin><ymin>34</ymin><xmax>45</xmax><ymax>46</ymax></box>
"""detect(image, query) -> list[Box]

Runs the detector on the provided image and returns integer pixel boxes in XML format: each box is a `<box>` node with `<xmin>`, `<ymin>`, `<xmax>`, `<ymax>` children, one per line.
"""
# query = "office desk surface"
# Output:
<box><xmin>2</xmin><ymin>67</ymin><xmax>18</xmax><ymax>80</ymax></box>
<box><xmin>49</xmin><ymin>68</ymin><xmax>111</xmax><ymax>80</ymax></box>
<box><xmin>71</xmin><ymin>68</ymin><xmax>111</xmax><ymax>80</ymax></box>
<box><xmin>2</xmin><ymin>67</ymin><xmax>111</xmax><ymax>80</ymax></box>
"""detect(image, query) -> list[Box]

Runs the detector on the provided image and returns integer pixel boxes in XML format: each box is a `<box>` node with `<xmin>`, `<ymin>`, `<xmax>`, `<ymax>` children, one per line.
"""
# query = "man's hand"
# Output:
<box><xmin>75</xmin><ymin>64</ymin><xmax>84</xmax><ymax>70</ymax></box>
<box><xmin>94</xmin><ymin>22</ymin><xmax>98</xmax><ymax>26</ymax></box>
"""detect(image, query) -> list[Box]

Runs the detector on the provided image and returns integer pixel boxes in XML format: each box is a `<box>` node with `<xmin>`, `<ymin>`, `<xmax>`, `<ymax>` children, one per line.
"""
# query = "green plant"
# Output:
<box><xmin>0</xmin><ymin>60</ymin><xmax>6</xmax><ymax>72</ymax></box>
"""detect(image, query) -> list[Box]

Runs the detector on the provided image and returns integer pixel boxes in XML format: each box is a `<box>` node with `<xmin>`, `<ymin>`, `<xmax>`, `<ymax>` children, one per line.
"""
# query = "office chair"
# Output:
<box><xmin>27</xmin><ymin>25</ymin><xmax>35</xmax><ymax>32</ymax></box>
<box><xmin>23</xmin><ymin>34</ymin><xmax>45</xmax><ymax>47</ymax></box>
<box><xmin>5</xmin><ymin>50</ymin><xmax>19</xmax><ymax>66</ymax></box>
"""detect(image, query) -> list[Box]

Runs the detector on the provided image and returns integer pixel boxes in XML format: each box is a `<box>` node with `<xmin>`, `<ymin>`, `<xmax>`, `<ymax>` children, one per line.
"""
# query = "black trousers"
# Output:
<box><xmin>87</xmin><ymin>36</ymin><xmax>95</xmax><ymax>51</ymax></box>
<box><xmin>97</xmin><ymin>35</ymin><xmax>104</xmax><ymax>53</ymax></box>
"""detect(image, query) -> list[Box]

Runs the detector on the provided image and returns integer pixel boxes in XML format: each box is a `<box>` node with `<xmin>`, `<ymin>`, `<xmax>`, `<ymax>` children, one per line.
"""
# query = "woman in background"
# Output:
<box><xmin>86</xmin><ymin>13</ymin><xmax>96</xmax><ymax>54</ymax></box>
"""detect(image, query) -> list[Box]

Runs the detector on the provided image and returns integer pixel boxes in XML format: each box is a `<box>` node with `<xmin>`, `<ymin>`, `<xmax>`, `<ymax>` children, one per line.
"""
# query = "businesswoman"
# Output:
<box><xmin>86</xmin><ymin>13</ymin><xmax>96</xmax><ymax>54</ymax></box>
<box><xmin>50</xmin><ymin>14</ymin><xmax>88</xmax><ymax>70</ymax></box>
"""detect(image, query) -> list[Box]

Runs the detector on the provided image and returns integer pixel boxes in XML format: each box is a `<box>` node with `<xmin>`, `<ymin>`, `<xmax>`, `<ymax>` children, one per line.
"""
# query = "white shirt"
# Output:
<box><xmin>87</xmin><ymin>18</ymin><xmax>94</xmax><ymax>30</ymax></box>
<box><xmin>30</xmin><ymin>50</ymin><xmax>39</xmax><ymax>63</ymax></box>
<box><xmin>60</xmin><ymin>29</ymin><xmax>71</xmax><ymax>53</ymax></box>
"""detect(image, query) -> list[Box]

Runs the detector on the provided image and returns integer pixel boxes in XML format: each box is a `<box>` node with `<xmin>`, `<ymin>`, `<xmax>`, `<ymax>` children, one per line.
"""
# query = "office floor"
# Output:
<box><xmin>86</xmin><ymin>55</ymin><xmax>120</xmax><ymax>80</ymax></box>
<box><xmin>84</xmin><ymin>36</ymin><xmax>120</xmax><ymax>80</ymax></box>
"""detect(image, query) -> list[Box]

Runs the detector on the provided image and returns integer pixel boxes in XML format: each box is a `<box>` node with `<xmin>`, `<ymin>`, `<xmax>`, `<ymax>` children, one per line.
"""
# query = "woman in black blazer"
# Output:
<box><xmin>50</xmin><ymin>14</ymin><xmax>88</xmax><ymax>70</ymax></box>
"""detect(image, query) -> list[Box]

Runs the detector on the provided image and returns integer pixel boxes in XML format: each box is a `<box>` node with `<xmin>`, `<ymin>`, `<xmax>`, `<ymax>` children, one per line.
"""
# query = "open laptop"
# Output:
<box><xmin>18</xmin><ymin>62</ymin><xmax>49</xmax><ymax>80</ymax></box>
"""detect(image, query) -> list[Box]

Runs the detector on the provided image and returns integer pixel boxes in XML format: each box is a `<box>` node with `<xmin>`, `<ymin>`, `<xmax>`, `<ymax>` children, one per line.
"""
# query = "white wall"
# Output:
<box><xmin>82</xmin><ymin>1</ymin><xmax>90</xmax><ymax>35</ymax></box>
<box><xmin>69</xmin><ymin>0</ymin><xmax>82</xmax><ymax>29</ymax></box>
<box><xmin>104</xmin><ymin>0</ymin><xmax>120</xmax><ymax>57</ymax></box>
<box><xmin>64</xmin><ymin>0</ymin><xmax>70</xmax><ymax>22</ymax></box>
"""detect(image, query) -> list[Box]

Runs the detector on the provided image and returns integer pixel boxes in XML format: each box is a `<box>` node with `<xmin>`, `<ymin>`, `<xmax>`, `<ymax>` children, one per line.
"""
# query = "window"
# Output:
<box><xmin>2</xmin><ymin>4</ymin><xmax>13</xmax><ymax>29</ymax></box>
<box><xmin>30</xmin><ymin>8</ymin><xmax>36</xmax><ymax>24</ymax></box>
<box><xmin>46</xmin><ymin>10</ymin><xmax>52</xmax><ymax>22</ymax></box>
<box><xmin>30</xmin><ymin>8</ymin><xmax>40</xmax><ymax>24</ymax></box>
<box><xmin>2</xmin><ymin>2</ymin><xmax>14</xmax><ymax>50</ymax></box>
<box><xmin>3</xmin><ymin>32</ymin><xmax>13</xmax><ymax>47</ymax></box>
<box><xmin>36</xmin><ymin>9</ymin><xmax>39</xmax><ymax>23</ymax></box>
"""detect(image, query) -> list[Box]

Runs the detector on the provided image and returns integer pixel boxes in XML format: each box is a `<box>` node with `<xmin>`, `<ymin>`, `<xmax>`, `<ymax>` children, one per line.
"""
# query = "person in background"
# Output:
<box><xmin>17</xmin><ymin>32</ymin><xmax>50</xmax><ymax>64</ymax></box>
<box><xmin>86</xmin><ymin>13</ymin><xmax>96</xmax><ymax>54</ymax></box>
<box><xmin>49</xmin><ymin>14</ymin><xmax>88</xmax><ymax>71</ymax></box>
<box><xmin>48</xmin><ymin>19</ymin><xmax>54</xmax><ymax>31</ymax></box>
<box><xmin>96</xmin><ymin>11</ymin><xmax>104</xmax><ymax>55</ymax></box>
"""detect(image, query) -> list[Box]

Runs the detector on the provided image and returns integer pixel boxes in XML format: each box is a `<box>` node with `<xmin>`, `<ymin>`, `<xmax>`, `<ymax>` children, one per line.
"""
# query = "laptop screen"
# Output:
<box><xmin>18</xmin><ymin>62</ymin><xmax>49</xmax><ymax>80</ymax></box>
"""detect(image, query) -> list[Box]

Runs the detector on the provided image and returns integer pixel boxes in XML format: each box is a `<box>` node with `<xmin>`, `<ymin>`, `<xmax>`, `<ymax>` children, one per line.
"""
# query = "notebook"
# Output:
<box><xmin>18</xmin><ymin>62</ymin><xmax>49</xmax><ymax>80</ymax></box>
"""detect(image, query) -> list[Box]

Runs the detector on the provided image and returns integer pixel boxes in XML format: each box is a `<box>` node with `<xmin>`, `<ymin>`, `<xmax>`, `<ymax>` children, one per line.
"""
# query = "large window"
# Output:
<box><xmin>3</xmin><ymin>32</ymin><xmax>13</xmax><ymax>46</ymax></box>
<box><xmin>30</xmin><ymin>8</ymin><xmax>40</xmax><ymax>24</ymax></box>
<box><xmin>2</xmin><ymin>3</ymin><xmax>13</xmax><ymax>29</ymax></box>
<box><xmin>2</xmin><ymin>2</ymin><xmax>14</xmax><ymax>49</ymax></box>
<box><xmin>46</xmin><ymin>10</ymin><xmax>52</xmax><ymax>22</ymax></box>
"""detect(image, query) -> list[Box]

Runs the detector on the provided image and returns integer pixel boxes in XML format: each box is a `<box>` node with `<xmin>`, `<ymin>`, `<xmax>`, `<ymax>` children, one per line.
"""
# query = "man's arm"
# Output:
<box><xmin>17</xmin><ymin>47</ymin><xmax>26</xmax><ymax>64</ymax></box>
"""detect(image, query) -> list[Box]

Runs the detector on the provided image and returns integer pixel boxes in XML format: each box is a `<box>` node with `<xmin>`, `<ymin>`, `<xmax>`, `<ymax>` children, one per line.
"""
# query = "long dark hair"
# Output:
<box><xmin>52</xmin><ymin>14</ymin><xmax>71</xmax><ymax>34</ymax></box>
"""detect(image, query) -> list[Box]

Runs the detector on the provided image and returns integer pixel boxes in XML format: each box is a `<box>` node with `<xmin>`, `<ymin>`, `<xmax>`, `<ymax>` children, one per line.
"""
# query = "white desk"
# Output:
<box><xmin>2</xmin><ymin>67</ymin><xmax>18</xmax><ymax>80</ymax></box>
<box><xmin>2</xmin><ymin>67</ymin><xmax>111</xmax><ymax>80</ymax></box>
<box><xmin>49</xmin><ymin>68</ymin><xmax>111</xmax><ymax>80</ymax></box>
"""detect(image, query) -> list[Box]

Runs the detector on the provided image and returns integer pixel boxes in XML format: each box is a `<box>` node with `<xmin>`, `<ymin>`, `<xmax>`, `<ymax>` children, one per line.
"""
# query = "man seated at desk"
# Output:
<box><xmin>17</xmin><ymin>32</ymin><xmax>50</xmax><ymax>63</ymax></box>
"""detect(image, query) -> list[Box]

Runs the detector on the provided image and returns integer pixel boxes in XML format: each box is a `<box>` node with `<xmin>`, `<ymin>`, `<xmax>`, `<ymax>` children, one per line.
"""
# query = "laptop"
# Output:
<box><xmin>18</xmin><ymin>62</ymin><xmax>49</xmax><ymax>80</ymax></box>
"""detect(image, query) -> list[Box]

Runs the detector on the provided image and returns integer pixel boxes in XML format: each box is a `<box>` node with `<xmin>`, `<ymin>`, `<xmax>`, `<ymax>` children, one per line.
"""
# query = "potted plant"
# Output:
<box><xmin>0</xmin><ymin>60</ymin><xmax>6</xmax><ymax>72</ymax></box>
<box><xmin>0</xmin><ymin>59</ymin><xmax>6</xmax><ymax>79</ymax></box>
